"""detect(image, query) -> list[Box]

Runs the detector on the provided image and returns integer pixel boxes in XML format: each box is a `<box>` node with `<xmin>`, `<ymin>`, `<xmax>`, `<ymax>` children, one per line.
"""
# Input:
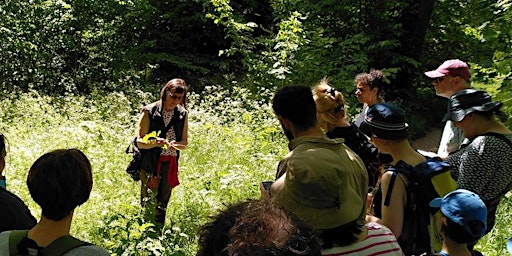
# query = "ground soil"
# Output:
<box><xmin>411</xmin><ymin>127</ymin><xmax>443</xmax><ymax>152</ymax></box>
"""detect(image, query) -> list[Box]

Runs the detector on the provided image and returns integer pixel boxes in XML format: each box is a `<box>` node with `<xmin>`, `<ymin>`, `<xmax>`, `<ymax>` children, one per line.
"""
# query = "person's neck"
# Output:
<box><xmin>387</xmin><ymin>140</ymin><xmax>425</xmax><ymax>166</ymax></box>
<box><xmin>442</xmin><ymin>237</ymin><xmax>472</xmax><ymax>256</ymax></box>
<box><xmin>28</xmin><ymin>214</ymin><xmax>73</xmax><ymax>247</ymax></box>
<box><xmin>447</xmin><ymin>85</ymin><xmax>471</xmax><ymax>98</ymax></box>
<box><xmin>474</xmin><ymin>117</ymin><xmax>511</xmax><ymax>135</ymax></box>
<box><xmin>334</xmin><ymin>118</ymin><xmax>351</xmax><ymax>128</ymax></box>
<box><xmin>293</xmin><ymin>125</ymin><xmax>325</xmax><ymax>138</ymax></box>
<box><xmin>366</xmin><ymin>98</ymin><xmax>381</xmax><ymax>106</ymax></box>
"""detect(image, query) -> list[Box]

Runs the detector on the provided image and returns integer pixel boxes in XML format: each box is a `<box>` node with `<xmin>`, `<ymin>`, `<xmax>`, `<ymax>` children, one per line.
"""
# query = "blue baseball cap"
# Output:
<box><xmin>429</xmin><ymin>189</ymin><xmax>487</xmax><ymax>238</ymax></box>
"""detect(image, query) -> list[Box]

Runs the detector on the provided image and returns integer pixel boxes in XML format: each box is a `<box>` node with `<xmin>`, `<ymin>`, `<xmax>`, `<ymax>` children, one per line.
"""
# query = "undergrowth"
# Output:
<box><xmin>0</xmin><ymin>86</ymin><xmax>510</xmax><ymax>255</ymax></box>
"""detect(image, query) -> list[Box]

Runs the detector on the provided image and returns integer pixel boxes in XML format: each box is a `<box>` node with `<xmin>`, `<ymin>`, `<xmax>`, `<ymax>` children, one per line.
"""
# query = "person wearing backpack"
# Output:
<box><xmin>429</xmin><ymin>189</ymin><xmax>487</xmax><ymax>256</ymax></box>
<box><xmin>443</xmin><ymin>89</ymin><xmax>512</xmax><ymax>246</ymax></box>
<box><xmin>0</xmin><ymin>149</ymin><xmax>109</xmax><ymax>256</ymax></box>
<box><xmin>361</xmin><ymin>103</ymin><xmax>453</xmax><ymax>255</ymax></box>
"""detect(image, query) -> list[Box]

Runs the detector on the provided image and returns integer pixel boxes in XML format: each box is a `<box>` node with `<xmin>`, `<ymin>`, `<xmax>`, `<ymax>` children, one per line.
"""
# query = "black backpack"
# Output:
<box><xmin>125</xmin><ymin>137</ymin><xmax>142</xmax><ymax>181</ymax></box>
<box><xmin>385</xmin><ymin>157</ymin><xmax>457</xmax><ymax>255</ymax></box>
<box><xmin>9</xmin><ymin>230</ymin><xmax>90</xmax><ymax>256</ymax></box>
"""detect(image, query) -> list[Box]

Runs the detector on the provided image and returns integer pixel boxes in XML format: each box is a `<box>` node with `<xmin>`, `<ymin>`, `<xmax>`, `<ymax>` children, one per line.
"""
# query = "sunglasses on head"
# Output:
<box><xmin>174</xmin><ymin>86</ymin><xmax>185</xmax><ymax>94</ymax></box>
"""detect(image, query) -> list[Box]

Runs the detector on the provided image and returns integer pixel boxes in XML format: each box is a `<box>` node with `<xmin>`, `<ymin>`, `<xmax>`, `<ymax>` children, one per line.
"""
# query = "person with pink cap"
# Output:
<box><xmin>424</xmin><ymin>59</ymin><xmax>472</xmax><ymax>158</ymax></box>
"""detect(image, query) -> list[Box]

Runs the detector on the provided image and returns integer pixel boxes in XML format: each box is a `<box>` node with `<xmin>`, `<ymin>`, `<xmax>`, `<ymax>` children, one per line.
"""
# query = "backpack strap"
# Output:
<box><xmin>8</xmin><ymin>231</ymin><xmax>90</xmax><ymax>256</ymax></box>
<box><xmin>383</xmin><ymin>172</ymin><xmax>397</xmax><ymax>206</ymax></box>
<box><xmin>483</xmin><ymin>132</ymin><xmax>512</xmax><ymax>148</ymax></box>
<box><xmin>8</xmin><ymin>230</ymin><xmax>29</xmax><ymax>256</ymax></box>
<box><xmin>41</xmin><ymin>236</ymin><xmax>91</xmax><ymax>256</ymax></box>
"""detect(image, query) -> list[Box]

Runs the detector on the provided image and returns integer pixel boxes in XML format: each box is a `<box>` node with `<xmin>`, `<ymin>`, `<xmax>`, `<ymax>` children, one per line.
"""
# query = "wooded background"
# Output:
<box><xmin>1</xmin><ymin>0</ymin><xmax>511</xmax><ymax>132</ymax></box>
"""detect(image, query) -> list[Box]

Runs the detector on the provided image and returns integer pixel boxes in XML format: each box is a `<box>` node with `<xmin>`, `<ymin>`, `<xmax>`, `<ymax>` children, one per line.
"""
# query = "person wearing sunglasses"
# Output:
<box><xmin>312</xmin><ymin>79</ymin><xmax>391</xmax><ymax>191</ymax></box>
<box><xmin>135</xmin><ymin>78</ymin><xmax>189</xmax><ymax>227</ymax></box>
<box><xmin>424</xmin><ymin>59</ymin><xmax>472</xmax><ymax>158</ymax></box>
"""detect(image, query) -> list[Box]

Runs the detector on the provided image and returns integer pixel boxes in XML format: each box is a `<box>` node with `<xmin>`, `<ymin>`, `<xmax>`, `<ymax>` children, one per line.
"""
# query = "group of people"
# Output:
<box><xmin>197</xmin><ymin>59</ymin><xmax>512</xmax><ymax>256</ymax></box>
<box><xmin>0</xmin><ymin>79</ymin><xmax>190</xmax><ymax>255</ymax></box>
<box><xmin>1</xmin><ymin>59</ymin><xmax>511</xmax><ymax>255</ymax></box>
<box><xmin>0</xmin><ymin>134</ymin><xmax>110</xmax><ymax>255</ymax></box>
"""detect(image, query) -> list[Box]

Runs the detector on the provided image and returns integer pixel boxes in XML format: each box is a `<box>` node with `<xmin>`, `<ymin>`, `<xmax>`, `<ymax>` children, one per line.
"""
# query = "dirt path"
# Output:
<box><xmin>411</xmin><ymin>128</ymin><xmax>442</xmax><ymax>152</ymax></box>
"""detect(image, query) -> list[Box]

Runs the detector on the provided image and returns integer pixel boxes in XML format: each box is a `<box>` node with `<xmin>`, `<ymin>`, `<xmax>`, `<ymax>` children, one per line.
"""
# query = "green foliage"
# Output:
<box><xmin>425</xmin><ymin>0</ymin><xmax>512</xmax><ymax>84</ymax></box>
<box><xmin>0</xmin><ymin>87</ymin><xmax>286</xmax><ymax>255</ymax></box>
<box><xmin>2</xmin><ymin>87</ymin><xmax>511</xmax><ymax>255</ymax></box>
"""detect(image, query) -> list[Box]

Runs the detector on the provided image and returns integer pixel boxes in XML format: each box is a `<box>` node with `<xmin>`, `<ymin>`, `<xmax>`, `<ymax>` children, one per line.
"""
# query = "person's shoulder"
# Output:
<box><xmin>0</xmin><ymin>231</ymin><xmax>9</xmax><ymax>256</ymax></box>
<box><xmin>365</xmin><ymin>221</ymin><xmax>391</xmax><ymax>231</ymax></box>
<box><xmin>176</xmin><ymin>104</ymin><xmax>188</xmax><ymax>113</ymax></box>
<box><xmin>142</xmin><ymin>101</ymin><xmax>160</xmax><ymax>111</ymax></box>
<box><xmin>0</xmin><ymin>231</ymin><xmax>11</xmax><ymax>250</ymax></box>
<box><xmin>0</xmin><ymin>188</ymin><xmax>22</xmax><ymax>201</ymax></box>
<box><xmin>0</xmin><ymin>230</ymin><xmax>11</xmax><ymax>240</ymax></box>
<box><xmin>0</xmin><ymin>189</ymin><xmax>29</xmax><ymax>212</ymax></box>
<box><xmin>65</xmin><ymin>244</ymin><xmax>110</xmax><ymax>256</ymax></box>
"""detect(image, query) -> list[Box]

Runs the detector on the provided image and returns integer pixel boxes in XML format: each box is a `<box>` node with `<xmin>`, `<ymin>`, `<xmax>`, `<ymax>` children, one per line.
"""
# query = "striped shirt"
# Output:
<box><xmin>321</xmin><ymin>222</ymin><xmax>403</xmax><ymax>256</ymax></box>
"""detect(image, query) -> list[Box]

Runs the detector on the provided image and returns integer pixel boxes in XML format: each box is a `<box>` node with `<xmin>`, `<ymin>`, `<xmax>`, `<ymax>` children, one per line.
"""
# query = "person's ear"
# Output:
<box><xmin>278</xmin><ymin>116</ymin><xmax>292</xmax><ymax>130</ymax></box>
<box><xmin>439</xmin><ymin>215</ymin><xmax>447</xmax><ymax>234</ymax></box>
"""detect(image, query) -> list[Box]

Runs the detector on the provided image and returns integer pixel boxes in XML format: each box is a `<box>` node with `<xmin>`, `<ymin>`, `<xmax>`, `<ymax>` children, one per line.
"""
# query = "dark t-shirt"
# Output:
<box><xmin>326</xmin><ymin>124</ymin><xmax>392</xmax><ymax>188</ymax></box>
<box><xmin>0</xmin><ymin>187</ymin><xmax>37</xmax><ymax>232</ymax></box>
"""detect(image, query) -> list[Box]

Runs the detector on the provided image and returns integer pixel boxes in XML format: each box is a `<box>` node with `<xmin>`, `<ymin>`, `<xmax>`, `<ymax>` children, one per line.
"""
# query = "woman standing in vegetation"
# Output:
<box><xmin>136</xmin><ymin>78</ymin><xmax>189</xmax><ymax>227</ymax></box>
<box><xmin>443</xmin><ymin>89</ymin><xmax>512</xmax><ymax>240</ymax></box>
<box><xmin>353</xmin><ymin>69</ymin><xmax>386</xmax><ymax>127</ymax></box>
<box><xmin>312</xmin><ymin>79</ymin><xmax>390</xmax><ymax>190</ymax></box>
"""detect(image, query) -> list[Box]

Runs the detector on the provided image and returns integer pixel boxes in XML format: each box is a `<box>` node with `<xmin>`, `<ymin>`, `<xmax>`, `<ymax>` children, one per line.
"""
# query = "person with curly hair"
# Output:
<box><xmin>197</xmin><ymin>199</ymin><xmax>321</xmax><ymax>256</ymax></box>
<box><xmin>312</xmin><ymin>79</ymin><xmax>391</xmax><ymax>190</ymax></box>
<box><xmin>353</xmin><ymin>69</ymin><xmax>386</xmax><ymax>127</ymax></box>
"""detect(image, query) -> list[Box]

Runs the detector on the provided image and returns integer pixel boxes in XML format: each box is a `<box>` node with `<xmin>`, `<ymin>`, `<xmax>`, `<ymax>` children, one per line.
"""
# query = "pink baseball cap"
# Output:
<box><xmin>424</xmin><ymin>59</ymin><xmax>471</xmax><ymax>81</ymax></box>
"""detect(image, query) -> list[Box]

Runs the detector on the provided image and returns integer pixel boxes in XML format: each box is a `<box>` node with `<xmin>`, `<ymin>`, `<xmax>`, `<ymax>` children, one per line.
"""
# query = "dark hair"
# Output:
<box><xmin>27</xmin><ymin>149</ymin><xmax>93</xmax><ymax>221</ymax></box>
<box><xmin>475</xmin><ymin>109</ymin><xmax>508</xmax><ymax>123</ymax></box>
<box><xmin>442</xmin><ymin>217</ymin><xmax>483</xmax><ymax>244</ymax></box>
<box><xmin>160</xmin><ymin>78</ymin><xmax>189</xmax><ymax>109</ymax></box>
<box><xmin>197</xmin><ymin>202</ymin><xmax>246</xmax><ymax>256</ymax></box>
<box><xmin>319</xmin><ymin>221</ymin><xmax>363</xmax><ymax>249</ymax></box>
<box><xmin>354</xmin><ymin>69</ymin><xmax>386</xmax><ymax>100</ymax></box>
<box><xmin>272</xmin><ymin>85</ymin><xmax>318</xmax><ymax>131</ymax></box>
<box><xmin>197</xmin><ymin>199</ymin><xmax>321</xmax><ymax>256</ymax></box>
<box><xmin>0</xmin><ymin>133</ymin><xmax>5</xmax><ymax>155</ymax></box>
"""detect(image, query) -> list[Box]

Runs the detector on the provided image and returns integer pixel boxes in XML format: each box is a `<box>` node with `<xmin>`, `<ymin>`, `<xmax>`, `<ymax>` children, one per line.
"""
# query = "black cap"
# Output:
<box><xmin>359</xmin><ymin>103</ymin><xmax>409</xmax><ymax>140</ymax></box>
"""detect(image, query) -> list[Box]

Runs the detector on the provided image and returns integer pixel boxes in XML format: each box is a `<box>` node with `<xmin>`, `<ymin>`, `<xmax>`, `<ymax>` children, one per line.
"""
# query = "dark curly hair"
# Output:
<box><xmin>197</xmin><ymin>199</ymin><xmax>321</xmax><ymax>256</ymax></box>
<box><xmin>354</xmin><ymin>69</ymin><xmax>386</xmax><ymax>101</ymax></box>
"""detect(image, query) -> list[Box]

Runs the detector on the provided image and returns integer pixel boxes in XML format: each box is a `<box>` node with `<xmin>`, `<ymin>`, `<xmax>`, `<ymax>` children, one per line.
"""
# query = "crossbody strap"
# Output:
<box><xmin>41</xmin><ymin>236</ymin><xmax>91</xmax><ymax>256</ymax></box>
<box><xmin>483</xmin><ymin>132</ymin><xmax>512</xmax><ymax>148</ymax></box>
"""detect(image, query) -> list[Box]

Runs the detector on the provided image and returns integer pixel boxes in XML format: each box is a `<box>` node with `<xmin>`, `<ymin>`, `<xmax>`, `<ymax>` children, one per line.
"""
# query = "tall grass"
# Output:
<box><xmin>0</xmin><ymin>87</ymin><xmax>510</xmax><ymax>255</ymax></box>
